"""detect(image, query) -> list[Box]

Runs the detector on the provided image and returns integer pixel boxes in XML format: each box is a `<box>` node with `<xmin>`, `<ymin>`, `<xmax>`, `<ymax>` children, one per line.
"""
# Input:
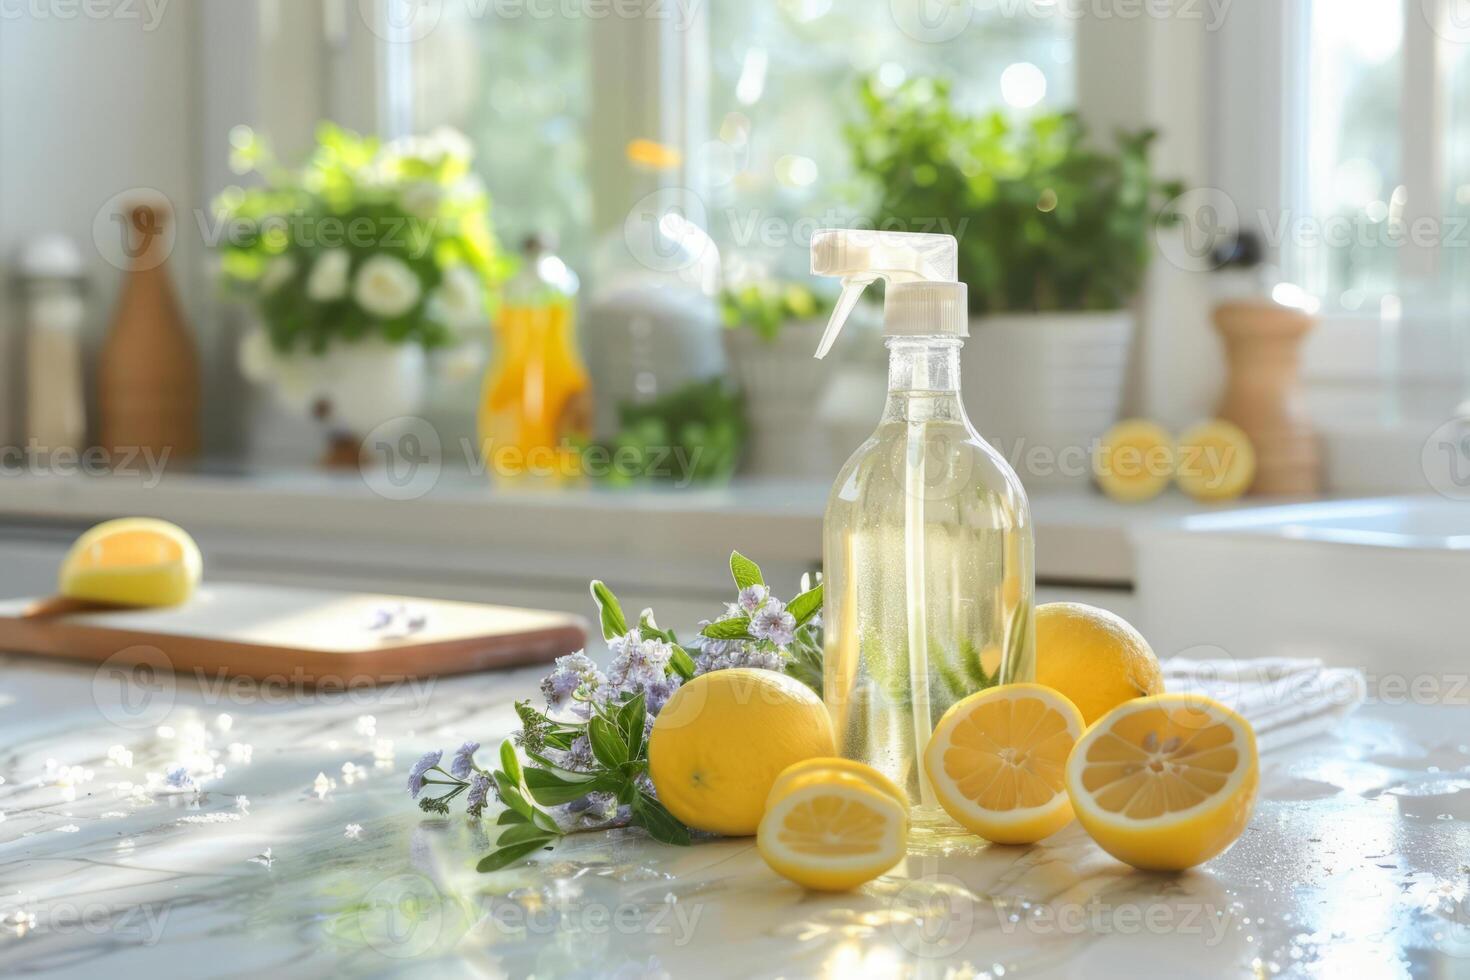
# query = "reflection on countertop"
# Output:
<box><xmin>2</xmin><ymin>652</ymin><xmax>1469</xmax><ymax>978</ymax></box>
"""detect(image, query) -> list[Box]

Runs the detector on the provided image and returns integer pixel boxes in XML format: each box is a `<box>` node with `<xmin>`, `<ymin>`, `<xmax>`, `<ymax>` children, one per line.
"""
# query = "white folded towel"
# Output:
<box><xmin>1163</xmin><ymin>656</ymin><xmax>1367</xmax><ymax>753</ymax></box>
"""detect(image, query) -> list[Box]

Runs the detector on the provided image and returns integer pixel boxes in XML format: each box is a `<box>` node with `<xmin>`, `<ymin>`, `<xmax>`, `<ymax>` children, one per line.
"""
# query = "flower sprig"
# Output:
<box><xmin>408</xmin><ymin>552</ymin><xmax>824</xmax><ymax>872</ymax></box>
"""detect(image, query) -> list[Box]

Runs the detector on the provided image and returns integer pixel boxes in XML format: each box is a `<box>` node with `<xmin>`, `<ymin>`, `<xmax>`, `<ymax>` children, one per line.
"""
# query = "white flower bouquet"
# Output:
<box><xmin>213</xmin><ymin>123</ymin><xmax>509</xmax><ymax>354</ymax></box>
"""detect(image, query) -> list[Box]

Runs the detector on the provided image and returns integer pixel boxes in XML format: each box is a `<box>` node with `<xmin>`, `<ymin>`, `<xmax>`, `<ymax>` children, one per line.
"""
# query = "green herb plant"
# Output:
<box><xmin>847</xmin><ymin>76</ymin><xmax>1184</xmax><ymax>315</ymax></box>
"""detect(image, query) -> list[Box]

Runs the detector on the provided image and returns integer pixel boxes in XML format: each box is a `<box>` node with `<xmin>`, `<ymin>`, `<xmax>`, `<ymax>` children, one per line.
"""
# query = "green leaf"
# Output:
<box><xmin>590</xmin><ymin>580</ymin><xmax>629</xmax><ymax>640</ymax></box>
<box><xmin>499</xmin><ymin>740</ymin><xmax>523</xmax><ymax>785</ymax></box>
<box><xmin>700</xmin><ymin>617</ymin><xmax>753</xmax><ymax>641</ymax></box>
<box><xmin>493</xmin><ymin>773</ymin><xmax>534</xmax><ymax>820</ymax></box>
<box><xmin>587</xmin><ymin>717</ymin><xmax>629</xmax><ymax>769</ymax></box>
<box><xmin>616</xmin><ymin>692</ymin><xmax>647</xmax><ymax>746</ymax></box>
<box><xmin>477</xmin><ymin>838</ymin><xmax>554</xmax><ymax>873</ymax></box>
<box><xmin>729</xmin><ymin>551</ymin><xmax>764</xmax><ymax>591</ymax></box>
<box><xmin>638</xmin><ymin>609</ymin><xmax>672</xmax><ymax>644</ymax></box>
<box><xmin>787</xmin><ymin>583</ymin><xmax>824</xmax><ymax>626</ymax></box>
<box><xmin>496</xmin><ymin>822</ymin><xmax>557</xmax><ymax>847</ymax></box>
<box><xmin>632</xmin><ymin>794</ymin><xmax>691</xmax><ymax>846</ymax></box>
<box><xmin>524</xmin><ymin>766</ymin><xmax>608</xmax><ymax>805</ymax></box>
<box><xmin>669</xmin><ymin>644</ymin><xmax>697</xmax><ymax>681</ymax></box>
<box><xmin>496</xmin><ymin>809</ymin><xmax>529</xmax><ymax>826</ymax></box>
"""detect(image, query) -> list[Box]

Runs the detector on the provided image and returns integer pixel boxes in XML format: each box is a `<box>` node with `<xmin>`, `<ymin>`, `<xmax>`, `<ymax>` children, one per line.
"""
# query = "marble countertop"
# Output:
<box><xmin>3</xmin><ymin>653</ymin><xmax>1469</xmax><ymax>979</ymax></box>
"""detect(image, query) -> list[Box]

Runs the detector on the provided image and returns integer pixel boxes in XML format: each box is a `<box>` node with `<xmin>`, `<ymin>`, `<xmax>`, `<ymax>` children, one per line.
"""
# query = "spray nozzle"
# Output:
<box><xmin>810</xmin><ymin>229</ymin><xmax>965</xmax><ymax>359</ymax></box>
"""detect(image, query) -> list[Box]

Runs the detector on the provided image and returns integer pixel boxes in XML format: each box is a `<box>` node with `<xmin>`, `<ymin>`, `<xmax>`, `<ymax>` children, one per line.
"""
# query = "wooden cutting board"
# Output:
<box><xmin>0</xmin><ymin>582</ymin><xmax>588</xmax><ymax>684</ymax></box>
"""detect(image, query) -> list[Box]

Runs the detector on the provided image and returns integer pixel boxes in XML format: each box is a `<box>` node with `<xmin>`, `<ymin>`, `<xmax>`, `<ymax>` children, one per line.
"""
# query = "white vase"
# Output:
<box><xmin>961</xmin><ymin>310</ymin><xmax>1135</xmax><ymax>491</ymax></box>
<box><xmin>722</xmin><ymin>318</ymin><xmax>835</xmax><ymax>478</ymax></box>
<box><xmin>239</xmin><ymin>330</ymin><xmax>428</xmax><ymax>463</ymax></box>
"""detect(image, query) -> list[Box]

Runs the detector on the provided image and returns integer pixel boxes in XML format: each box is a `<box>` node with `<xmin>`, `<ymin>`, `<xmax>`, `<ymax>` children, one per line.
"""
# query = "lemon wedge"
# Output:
<box><xmin>1094</xmin><ymin>419</ymin><xmax>1175</xmax><ymax>503</ymax></box>
<box><xmin>58</xmin><ymin>518</ymin><xmax>202</xmax><ymax>607</ymax></box>
<box><xmin>765</xmin><ymin>756</ymin><xmax>907</xmax><ymax>812</ymax></box>
<box><xmin>757</xmin><ymin>768</ymin><xmax>909</xmax><ymax>891</ymax></box>
<box><xmin>1175</xmin><ymin>419</ymin><xmax>1256</xmax><ymax>501</ymax></box>
<box><xmin>923</xmin><ymin>683</ymin><xmax>1085</xmax><ymax>844</ymax></box>
<box><xmin>1065</xmin><ymin>693</ymin><xmax>1259</xmax><ymax>871</ymax></box>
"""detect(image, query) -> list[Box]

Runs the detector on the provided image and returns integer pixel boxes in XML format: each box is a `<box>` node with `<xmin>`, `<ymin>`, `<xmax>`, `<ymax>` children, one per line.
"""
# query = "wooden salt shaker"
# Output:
<box><xmin>97</xmin><ymin>203</ymin><xmax>200</xmax><ymax>465</ymax></box>
<box><xmin>1212</xmin><ymin>298</ymin><xmax>1320</xmax><ymax>496</ymax></box>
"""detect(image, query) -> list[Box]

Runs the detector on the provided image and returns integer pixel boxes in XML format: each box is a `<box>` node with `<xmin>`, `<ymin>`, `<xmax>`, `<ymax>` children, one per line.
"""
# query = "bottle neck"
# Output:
<box><xmin>882</xmin><ymin>337</ymin><xmax>965</xmax><ymax>422</ymax></box>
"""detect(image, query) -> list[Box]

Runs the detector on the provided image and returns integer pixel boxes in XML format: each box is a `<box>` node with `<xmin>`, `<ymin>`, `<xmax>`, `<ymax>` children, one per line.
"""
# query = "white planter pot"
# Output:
<box><xmin>962</xmin><ymin>310</ymin><xmax>1134</xmax><ymax>491</ymax></box>
<box><xmin>239</xmin><ymin>331</ymin><xmax>428</xmax><ymax>460</ymax></box>
<box><xmin>722</xmin><ymin>319</ymin><xmax>834</xmax><ymax>477</ymax></box>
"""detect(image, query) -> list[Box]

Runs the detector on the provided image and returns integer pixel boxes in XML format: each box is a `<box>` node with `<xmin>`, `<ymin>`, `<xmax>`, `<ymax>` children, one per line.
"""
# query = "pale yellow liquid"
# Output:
<box><xmin>823</xmin><ymin>346</ymin><xmax>1035</xmax><ymax>816</ymax></box>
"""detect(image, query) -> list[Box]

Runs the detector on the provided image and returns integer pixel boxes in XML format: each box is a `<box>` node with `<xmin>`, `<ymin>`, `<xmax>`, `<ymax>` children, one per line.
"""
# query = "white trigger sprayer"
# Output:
<box><xmin>809</xmin><ymin>229</ymin><xmax>967</xmax><ymax>359</ymax></box>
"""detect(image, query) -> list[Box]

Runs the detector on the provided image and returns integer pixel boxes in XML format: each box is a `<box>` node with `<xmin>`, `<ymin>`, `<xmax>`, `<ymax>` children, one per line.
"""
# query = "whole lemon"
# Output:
<box><xmin>648</xmin><ymin>668</ymin><xmax>835</xmax><ymax>836</ymax></box>
<box><xmin>1034</xmin><ymin>602</ymin><xmax>1163</xmax><ymax>725</ymax></box>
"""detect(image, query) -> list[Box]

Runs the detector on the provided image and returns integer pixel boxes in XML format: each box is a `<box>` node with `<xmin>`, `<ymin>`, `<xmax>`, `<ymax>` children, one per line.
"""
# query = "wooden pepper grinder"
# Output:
<box><xmin>1212</xmin><ymin>298</ymin><xmax>1320</xmax><ymax>496</ymax></box>
<box><xmin>98</xmin><ymin>202</ymin><xmax>200</xmax><ymax>465</ymax></box>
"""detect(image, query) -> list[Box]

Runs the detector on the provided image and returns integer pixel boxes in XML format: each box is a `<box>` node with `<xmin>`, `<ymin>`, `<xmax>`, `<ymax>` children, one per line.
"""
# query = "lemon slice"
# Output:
<box><xmin>1175</xmin><ymin>419</ymin><xmax>1256</xmax><ymax>501</ymax></box>
<box><xmin>59</xmin><ymin>518</ymin><xmax>202</xmax><ymax>607</ymax></box>
<box><xmin>922</xmin><ymin>683</ymin><xmax>1085</xmax><ymax>844</ymax></box>
<box><xmin>1094</xmin><ymin>419</ymin><xmax>1174</xmax><ymax>503</ymax></box>
<box><xmin>757</xmin><ymin>769</ymin><xmax>908</xmax><ymax>891</ymax></box>
<box><xmin>1065</xmin><ymin>693</ymin><xmax>1259</xmax><ymax>871</ymax></box>
<box><xmin>765</xmin><ymin>757</ymin><xmax>907</xmax><ymax>812</ymax></box>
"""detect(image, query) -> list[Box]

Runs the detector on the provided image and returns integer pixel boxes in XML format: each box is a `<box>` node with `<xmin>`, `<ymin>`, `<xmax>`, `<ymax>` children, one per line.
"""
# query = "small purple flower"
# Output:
<box><xmin>465</xmin><ymin>772</ymin><xmax>492</xmax><ymax>816</ymax></box>
<box><xmin>562</xmin><ymin>734</ymin><xmax>595</xmax><ymax>771</ymax></box>
<box><xmin>608</xmin><ymin>631</ymin><xmax>673</xmax><ymax>695</ymax></box>
<box><xmin>406</xmin><ymin>749</ymin><xmax>442</xmax><ymax>799</ymax></box>
<box><xmin>449</xmin><ymin>740</ymin><xmax>480</xmax><ymax>779</ymax></box>
<box><xmin>750</xmin><ymin>598</ymin><xmax>796</xmax><ymax>647</ymax></box>
<box><xmin>540</xmin><ymin>651</ymin><xmax>606</xmax><ymax>718</ymax></box>
<box><xmin>737</xmin><ymin>584</ymin><xmax>770</xmax><ymax>614</ymax></box>
<box><xmin>645</xmin><ymin>675</ymin><xmax>682</xmax><ymax>715</ymax></box>
<box><xmin>164</xmin><ymin>766</ymin><xmax>194</xmax><ymax>790</ymax></box>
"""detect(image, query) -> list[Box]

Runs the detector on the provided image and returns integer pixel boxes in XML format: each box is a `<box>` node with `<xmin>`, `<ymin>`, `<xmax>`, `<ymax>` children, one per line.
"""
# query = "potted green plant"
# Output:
<box><xmin>216</xmin><ymin>124</ymin><xmax>508</xmax><ymax>464</ymax></box>
<box><xmin>847</xmin><ymin>77</ymin><xmax>1183</xmax><ymax>487</ymax></box>
<box><xmin>719</xmin><ymin>279</ymin><xmax>842</xmax><ymax>477</ymax></box>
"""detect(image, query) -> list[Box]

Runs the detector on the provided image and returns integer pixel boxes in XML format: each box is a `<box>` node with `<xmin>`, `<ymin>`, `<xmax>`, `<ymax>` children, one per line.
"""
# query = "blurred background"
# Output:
<box><xmin>1</xmin><ymin>0</ymin><xmax>1467</xmax><ymax>662</ymax></box>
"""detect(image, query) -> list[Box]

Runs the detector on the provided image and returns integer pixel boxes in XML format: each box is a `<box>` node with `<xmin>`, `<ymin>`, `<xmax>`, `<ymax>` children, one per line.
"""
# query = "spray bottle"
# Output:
<box><xmin>812</xmin><ymin>229</ymin><xmax>1035</xmax><ymax>815</ymax></box>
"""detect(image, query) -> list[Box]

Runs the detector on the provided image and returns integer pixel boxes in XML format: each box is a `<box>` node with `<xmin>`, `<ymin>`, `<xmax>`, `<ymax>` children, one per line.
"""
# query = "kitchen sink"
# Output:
<box><xmin>1133</xmin><ymin>496</ymin><xmax>1470</xmax><ymax>682</ymax></box>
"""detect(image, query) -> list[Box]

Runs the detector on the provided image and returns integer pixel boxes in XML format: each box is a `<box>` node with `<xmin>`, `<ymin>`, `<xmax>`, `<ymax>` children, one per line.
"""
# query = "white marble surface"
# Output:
<box><xmin>3</xmin><ymin>652</ymin><xmax>1470</xmax><ymax>979</ymax></box>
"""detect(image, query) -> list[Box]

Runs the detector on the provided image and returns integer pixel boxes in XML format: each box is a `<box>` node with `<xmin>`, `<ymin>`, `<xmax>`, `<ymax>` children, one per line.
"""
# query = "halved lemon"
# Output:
<box><xmin>765</xmin><ymin>757</ymin><xmax>907</xmax><ymax>812</ymax></box>
<box><xmin>58</xmin><ymin>518</ymin><xmax>202</xmax><ymax>607</ymax></box>
<box><xmin>1064</xmin><ymin>693</ymin><xmax>1259</xmax><ymax>871</ymax></box>
<box><xmin>1175</xmin><ymin>420</ymin><xmax>1256</xmax><ymax>501</ymax></box>
<box><xmin>922</xmin><ymin>683</ymin><xmax>1085</xmax><ymax>844</ymax></box>
<box><xmin>1094</xmin><ymin>419</ymin><xmax>1175</xmax><ymax>503</ymax></box>
<box><xmin>757</xmin><ymin>769</ymin><xmax>908</xmax><ymax>891</ymax></box>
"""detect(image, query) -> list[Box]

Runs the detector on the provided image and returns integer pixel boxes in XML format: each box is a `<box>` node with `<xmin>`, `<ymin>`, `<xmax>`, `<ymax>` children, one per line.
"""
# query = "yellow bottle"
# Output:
<box><xmin>477</xmin><ymin>236</ymin><xmax>592</xmax><ymax>483</ymax></box>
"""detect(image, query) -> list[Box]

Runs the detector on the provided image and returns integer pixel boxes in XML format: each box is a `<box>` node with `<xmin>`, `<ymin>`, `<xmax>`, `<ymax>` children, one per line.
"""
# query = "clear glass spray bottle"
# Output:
<box><xmin>811</xmin><ymin>229</ymin><xmax>1035</xmax><ymax>816</ymax></box>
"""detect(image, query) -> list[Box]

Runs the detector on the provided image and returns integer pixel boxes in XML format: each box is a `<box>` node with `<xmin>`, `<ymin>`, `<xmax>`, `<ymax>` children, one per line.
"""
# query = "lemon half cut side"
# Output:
<box><xmin>923</xmin><ymin>683</ymin><xmax>1085</xmax><ymax>844</ymax></box>
<box><xmin>1064</xmin><ymin>693</ymin><xmax>1259</xmax><ymax>871</ymax></box>
<box><xmin>757</xmin><ymin>769</ymin><xmax>909</xmax><ymax>891</ymax></box>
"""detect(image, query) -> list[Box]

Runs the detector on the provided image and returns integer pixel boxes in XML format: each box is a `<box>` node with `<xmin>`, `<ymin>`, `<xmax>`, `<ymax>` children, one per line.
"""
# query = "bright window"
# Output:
<box><xmin>699</xmin><ymin>1</ymin><xmax>1073</xmax><ymax>277</ymax></box>
<box><xmin>1290</xmin><ymin>0</ymin><xmax>1404</xmax><ymax>309</ymax></box>
<box><xmin>393</xmin><ymin>1</ymin><xmax>1074</xmax><ymax>277</ymax></box>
